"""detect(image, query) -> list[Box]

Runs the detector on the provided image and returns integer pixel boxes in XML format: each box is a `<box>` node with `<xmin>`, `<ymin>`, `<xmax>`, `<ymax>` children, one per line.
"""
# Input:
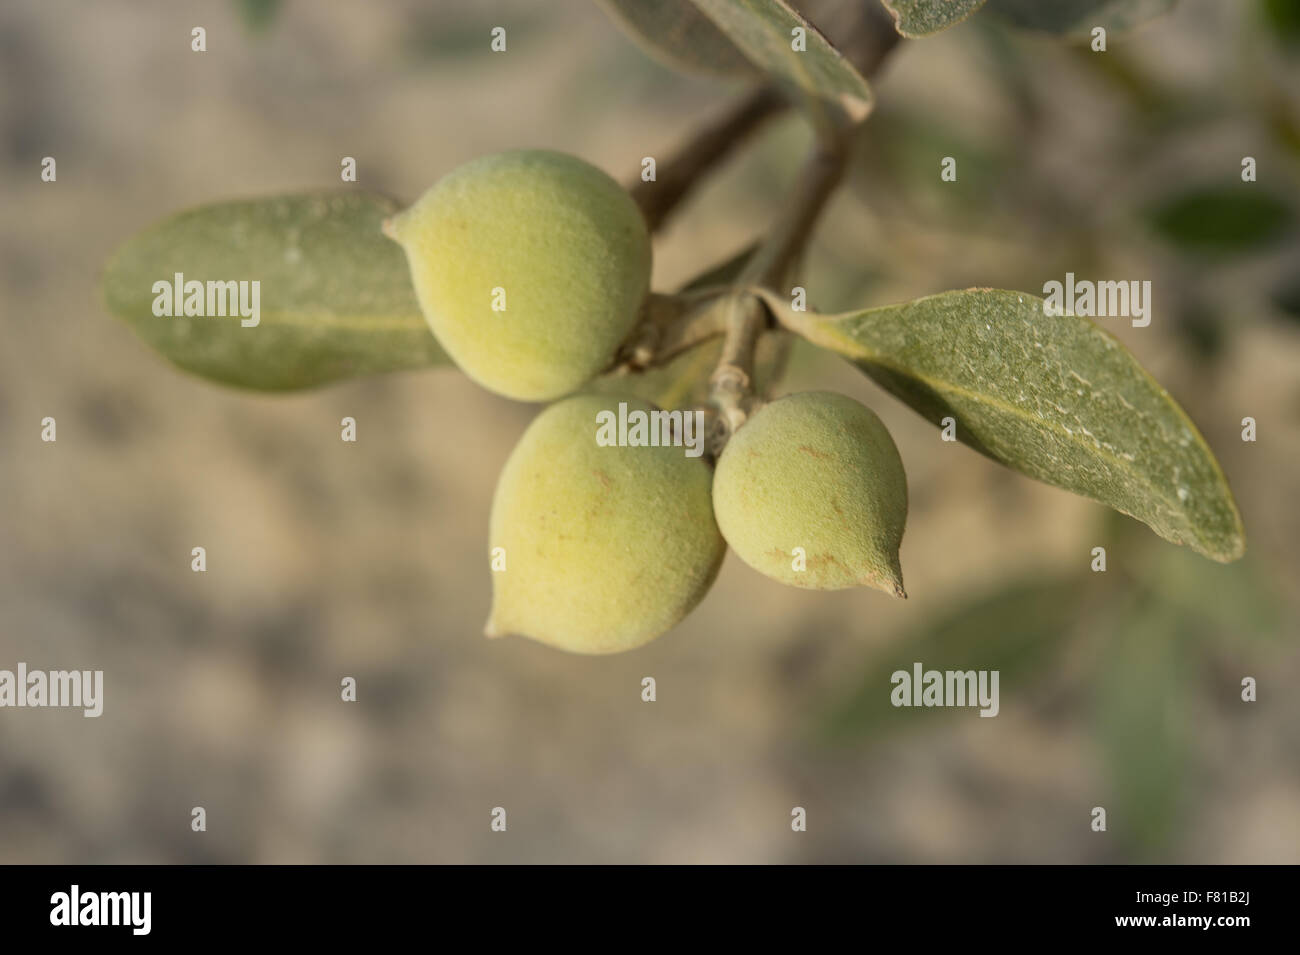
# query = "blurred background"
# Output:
<box><xmin>1</xmin><ymin>0</ymin><xmax>1297</xmax><ymax>863</ymax></box>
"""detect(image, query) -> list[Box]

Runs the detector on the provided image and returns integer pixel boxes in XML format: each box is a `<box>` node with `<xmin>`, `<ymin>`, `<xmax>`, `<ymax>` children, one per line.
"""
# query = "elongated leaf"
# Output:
<box><xmin>880</xmin><ymin>0</ymin><xmax>986</xmax><ymax>37</ymax></box>
<box><xmin>102</xmin><ymin>192</ymin><xmax>448</xmax><ymax>391</ymax></box>
<box><xmin>764</xmin><ymin>288</ymin><xmax>1245</xmax><ymax>562</ymax></box>
<box><xmin>987</xmin><ymin>0</ymin><xmax>1176</xmax><ymax>36</ymax></box>
<box><xmin>594</xmin><ymin>0</ymin><xmax>757</xmax><ymax>79</ymax></box>
<box><xmin>692</xmin><ymin>0</ymin><xmax>875</xmax><ymax>128</ymax></box>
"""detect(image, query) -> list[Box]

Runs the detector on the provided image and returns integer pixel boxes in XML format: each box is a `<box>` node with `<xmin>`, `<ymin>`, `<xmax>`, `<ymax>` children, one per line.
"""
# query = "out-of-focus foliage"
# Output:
<box><xmin>986</xmin><ymin>0</ymin><xmax>1178</xmax><ymax>37</ymax></box>
<box><xmin>1145</xmin><ymin>187</ymin><xmax>1295</xmax><ymax>258</ymax></box>
<box><xmin>235</xmin><ymin>0</ymin><xmax>283</xmax><ymax>33</ymax></box>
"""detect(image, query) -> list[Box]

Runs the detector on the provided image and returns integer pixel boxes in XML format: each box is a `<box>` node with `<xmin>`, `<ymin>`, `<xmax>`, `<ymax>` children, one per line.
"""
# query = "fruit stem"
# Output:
<box><xmin>607</xmin><ymin>290</ymin><xmax>732</xmax><ymax>374</ymax></box>
<box><xmin>706</xmin><ymin>292</ymin><xmax>767</xmax><ymax>455</ymax></box>
<box><xmin>706</xmin><ymin>138</ymin><xmax>850</xmax><ymax>452</ymax></box>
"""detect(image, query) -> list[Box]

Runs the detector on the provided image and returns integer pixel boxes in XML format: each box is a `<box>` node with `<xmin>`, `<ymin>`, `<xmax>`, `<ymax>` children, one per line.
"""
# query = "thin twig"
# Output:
<box><xmin>629</xmin><ymin>86</ymin><xmax>786</xmax><ymax>233</ymax></box>
<box><xmin>740</xmin><ymin>141</ymin><xmax>850</xmax><ymax>290</ymax></box>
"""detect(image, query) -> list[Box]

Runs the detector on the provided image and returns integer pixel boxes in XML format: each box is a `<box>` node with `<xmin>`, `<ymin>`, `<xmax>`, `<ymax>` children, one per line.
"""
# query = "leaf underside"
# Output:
<box><xmin>880</xmin><ymin>0</ymin><xmax>987</xmax><ymax>38</ymax></box>
<box><xmin>769</xmin><ymin>288</ymin><xmax>1245</xmax><ymax>562</ymax></box>
<box><xmin>691</xmin><ymin>0</ymin><xmax>875</xmax><ymax>129</ymax></box>
<box><xmin>102</xmin><ymin>192</ymin><xmax>447</xmax><ymax>391</ymax></box>
<box><xmin>594</xmin><ymin>0</ymin><xmax>758</xmax><ymax>78</ymax></box>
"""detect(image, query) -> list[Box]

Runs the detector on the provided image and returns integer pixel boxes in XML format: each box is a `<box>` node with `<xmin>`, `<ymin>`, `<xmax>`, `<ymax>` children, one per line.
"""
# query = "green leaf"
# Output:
<box><xmin>691</xmin><ymin>0</ymin><xmax>875</xmax><ymax>129</ymax></box>
<box><xmin>593</xmin><ymin>0</ymin><xmax>758</xmax><ymax>79</ymax></box>
<box><xmin>986</xmin><ymin>0</ymin><xmax>1177</xmax><ymax>37</ymax></box>
<box><xmin>880</xmin><ymin>0</ymin><xmax>987</xmax><ymax>37</ymax></box>
<box><xmin>102</xmin><ymin>192</ymin><xmax>449</xmax><ymax>391</ymax></box>
<box><xmin>1146</xmin><ymin>187</ymin><xmax>1295</xmax><ymax>258</ymax></box>
<box><xmin>763</xmin><ymin>288</ymin><xmax>1245</xmax><ymax>562</ymax></box>
<box><xmin>822</xmin><ymin>576</ymin><xmax>1082</xmax><ymax>739</ymax></box>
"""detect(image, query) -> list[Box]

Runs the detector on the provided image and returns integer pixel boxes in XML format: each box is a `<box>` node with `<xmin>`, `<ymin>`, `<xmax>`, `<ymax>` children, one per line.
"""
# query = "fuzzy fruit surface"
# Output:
<box><xmin>487</xmin><ymin>394</ymin><xmax>725</xmax><ymax>653</ymax></box>
<box><xmin>713</xmin><ymin>391</ymin><xmax>908</xmax><ymax>595</ymax></box>
<box><xmin>384</xmin><ymin>150</ymin><xmax>651</xmax><ymax>401</ymax></box>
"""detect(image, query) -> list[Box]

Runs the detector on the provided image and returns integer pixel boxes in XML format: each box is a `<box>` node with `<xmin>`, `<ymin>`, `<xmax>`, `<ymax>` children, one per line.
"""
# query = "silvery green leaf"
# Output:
<box><xmin>879</xmin><ymin>0</ymin><xmax>987</xmax><ymax>37</ymax></box>
<box><xmin>691</xmin><ymin>0</ymin><xmax>875</xmax><ymax>129</ymax></box>
<box><xmin>102</xmin><ymin>192</ymin><xmax>448</xmax><ymax>391</ymax></box>
<box><xmin>764</xmin><ymin>288</ymin><xmax>1245</xmax><ymax>562</ymax></box>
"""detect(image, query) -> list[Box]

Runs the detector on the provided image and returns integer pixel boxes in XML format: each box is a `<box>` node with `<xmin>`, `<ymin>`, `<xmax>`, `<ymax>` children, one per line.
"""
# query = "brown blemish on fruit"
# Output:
<box><xmin>798</xmin><ymin>445</ymin><xmax>831</xmax><ymax>460</ymax></box>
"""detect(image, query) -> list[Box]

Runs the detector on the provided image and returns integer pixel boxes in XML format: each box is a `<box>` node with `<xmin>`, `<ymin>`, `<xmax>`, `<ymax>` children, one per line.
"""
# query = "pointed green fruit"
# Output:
<box><xmin>487</xmin><ymin>394</ymin><xmax>725</xmax><ymax>653</ymax></box>
<box><xmin>384</xmin><ymin>150</ymin><xmax>651</xmax><ymax>401</ymax></box>
<box><xmin>713</xmin><ymin>391</ymin><xmax>908</xmax><ymax>595</ymax></box>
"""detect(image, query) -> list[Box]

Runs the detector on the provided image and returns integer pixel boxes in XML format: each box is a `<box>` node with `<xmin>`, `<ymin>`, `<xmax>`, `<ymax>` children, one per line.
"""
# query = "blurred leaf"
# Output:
<box><xmin>692</xmin><ymin>0</ymin><xmax>875</xmax><ymax>130</ymax></box>
<box><xmin>405</xmin><ymin>13</ymin><xmax>545</xmax><ymax>61</ymax></box>
<box><xmin>1146</xmin><ymin>187</ymin><xmax>1295</xmax><ymax>258</ymax></box>
<box><xmin>1094</xmin><ymin>601</ymin><xmax>1189</xmax><ymax>851</ymax></box>
<box><xmin>822</xmin><ymin>577</ymin><xmax>1083</xmax><ymax>738</ymax></box>
<box><xmin>1173</xmin><ymin>300</ymin><xmax>1225</xmax><ymax>361</ymax></box>
<box><xmin>1261</xmin><ymin>0</ymin><xmax>1300</xmax><ymax>48</ymax></box>
<box><xmin>987</xmin><ymin>0</ymin><xmax>1177</xmax><ymax>37</ymax></box>
<box><xmin>236</xmin><ymin>0</ymin><xmax>282</xmax><ymax>33</ymax></box>
<box><xmin>102</xmin><ymin>193</ymin><xmax>449</xmax><ymax>391</ymax></box>
<box><xmin>854</xmin><ymin>105</ymin><xmax>1008</xmax><ymax>218</ymax></box>
<box><xmin>1139</xmin><ymin>548</ymin><xmax>1283</xmax><ymax>648</ymax></box>
<box><xmin>1271</xmin><ymin>269</ymin><xmax>1300</xmax><ymax>323</ymax></box>
<box><xmin>763</xmin><ymin>288</ymin><xmax>1246</xmax><ymax>562</ymax></box>
<box><xmin>594</xmin><ymin>0</ymin><xmax>758</xmax><ymax>78</ymax></box>
<box><xmin>880</xmin><ymin>0</ymin><xmax>986</xmax><ymax>37</ymax></box>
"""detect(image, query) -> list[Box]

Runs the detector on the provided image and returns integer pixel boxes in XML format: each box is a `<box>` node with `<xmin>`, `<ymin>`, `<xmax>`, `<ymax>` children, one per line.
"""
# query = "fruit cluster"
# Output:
<box><xmin>386</xmin><ymin>149</ymin><xmax>908</xmax><ymax>654</ymax></box>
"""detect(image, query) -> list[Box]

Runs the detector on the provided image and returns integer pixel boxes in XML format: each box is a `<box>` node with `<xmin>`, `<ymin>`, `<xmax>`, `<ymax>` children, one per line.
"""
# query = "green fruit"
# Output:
<box><xmin>713</xmin><ymin>391</ymin><xmax>908</xmax><ymax>596</ymax></box>
<box><xmin>486</xmin><ymin>393</ymin><xmax>725</xmax><ymax>653</ymax></box>
<box><xmin>383</xmin><ymin>150</ymin><xmax>651</xmax><ymax>401</ymax></box>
